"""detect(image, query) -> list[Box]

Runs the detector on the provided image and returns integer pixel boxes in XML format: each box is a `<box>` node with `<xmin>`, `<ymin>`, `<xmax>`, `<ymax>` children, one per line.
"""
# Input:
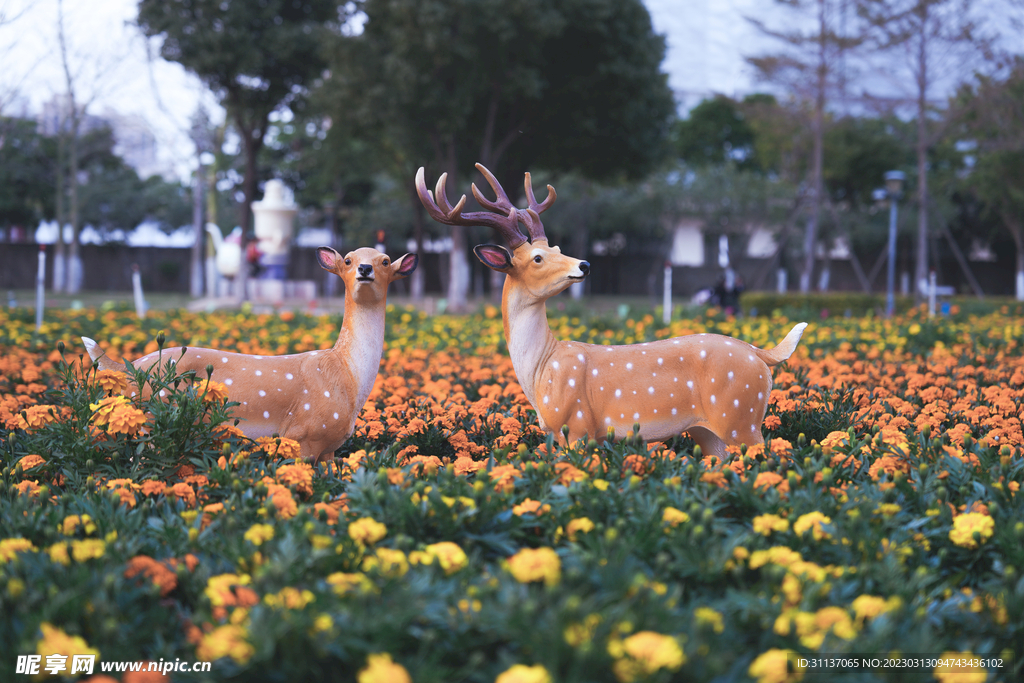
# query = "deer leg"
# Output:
<box><xmin>685</xmin><ymin>426</ymin><xmax>728</xmax><ymax>457</ymax></box>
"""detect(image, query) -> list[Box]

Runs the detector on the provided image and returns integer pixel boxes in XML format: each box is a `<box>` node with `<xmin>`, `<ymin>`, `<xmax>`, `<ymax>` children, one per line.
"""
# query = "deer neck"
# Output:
<box><xmin>332</xmin><ymin>290</ymin><xmax>386</xmax><ymax>407</ymax></box>
<box><xmin>502</xmin><ymin>278</ymin><xmax>557</xmax><ymax>409</ymax></box>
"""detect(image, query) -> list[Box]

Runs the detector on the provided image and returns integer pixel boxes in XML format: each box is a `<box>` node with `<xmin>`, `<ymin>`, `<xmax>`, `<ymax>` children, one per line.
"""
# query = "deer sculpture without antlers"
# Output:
<box><xmin>416</xmin><ymin>163</ymin><xmax>806</xmax><ymax>456</ymax></box>
<box><xmin>82</xmin><ymin>247</ymin><xmax>417</xmax><ymax>462</ymax></box>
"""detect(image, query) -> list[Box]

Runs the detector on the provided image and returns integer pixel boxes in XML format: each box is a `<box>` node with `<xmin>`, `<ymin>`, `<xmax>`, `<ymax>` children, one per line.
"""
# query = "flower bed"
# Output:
<box><xmin>0</xmin><ymin>305</ymin><xmax>1022</xmax><ymax>682</ymax></box>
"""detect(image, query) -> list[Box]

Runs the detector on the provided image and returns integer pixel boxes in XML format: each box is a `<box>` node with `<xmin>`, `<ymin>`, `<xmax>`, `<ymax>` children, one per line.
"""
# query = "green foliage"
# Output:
<box><xmin>674</xmin><ymin>96</ymin><xmax>758</xmax><ymax>170</ymax></box>
<box><xmin>0</xmin><ymin>117</ymin><xmax>57</xmax><ymax>227</ymax></box>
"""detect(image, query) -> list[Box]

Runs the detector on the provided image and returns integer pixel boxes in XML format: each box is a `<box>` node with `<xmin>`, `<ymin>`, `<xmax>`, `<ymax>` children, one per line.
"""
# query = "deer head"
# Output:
<box><xmin>316</xmin><ymin>246</ymin><xmax>418</xmax><ymax>303</ymax></box>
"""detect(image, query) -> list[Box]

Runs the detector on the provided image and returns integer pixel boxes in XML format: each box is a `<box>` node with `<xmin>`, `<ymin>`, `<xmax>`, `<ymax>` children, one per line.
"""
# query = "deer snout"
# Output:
<box><xmin>578</xmin><ymin>261</ymin><xmax>590</xmax><ymax>277</ymax></box>
<box><xmin>357</xmin><ymin>264</ymin><xmax>374</xmax><ymax>280</ymax></box>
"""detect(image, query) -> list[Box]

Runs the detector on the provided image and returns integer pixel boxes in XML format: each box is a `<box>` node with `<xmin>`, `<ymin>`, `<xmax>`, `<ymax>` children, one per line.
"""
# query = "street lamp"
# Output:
<box><xmin>882</xmin><ymin>171</ymin><xmax>905</xmax><ymax>317</ymax></box>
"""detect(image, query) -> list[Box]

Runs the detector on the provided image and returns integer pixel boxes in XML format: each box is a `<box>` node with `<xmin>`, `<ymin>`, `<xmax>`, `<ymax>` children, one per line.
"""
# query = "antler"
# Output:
<box><xmin>415</xmin><ymin>166</ymin><xmax>527</xmax><ymax>249</ymax></box>
<box><xmin>519</xmin><ymin>171</ymin><xmax>557</xmax><ymax>243</ymax></box>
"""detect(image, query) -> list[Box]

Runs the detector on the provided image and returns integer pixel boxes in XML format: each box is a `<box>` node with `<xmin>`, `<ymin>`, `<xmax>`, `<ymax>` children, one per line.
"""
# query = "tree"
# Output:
<box><xmin>324</xmin><ymin>0</ymin><xmax>675</xmax><ymax>310</ymax></box>
<box><xmin>0</xmin><ymin>117</ymin><xmax>56</xmax><ymax>232</ymax></box>
<box><xmin>955</xmin><ymin>58</ymin><xmax>1024</xmax><ymax>299</ymax></box>
<box><xmin>747</xmin><ymin>0</ymin><xmax>869</xmax><ymax>292</ymax></box>
<box><xmin>674</xmin><ymin>96</ymin><xmax>758</xmax><ymax>170</ymax></box>
<box><xmin>137</xmin><ymin>0</ymin><xmax>344</xmax><ymax>296</ymax></box>
<box><xmin>860</xmin><ymin>0</ymin><xmax>988</xmax><ymax>298</ymax></box>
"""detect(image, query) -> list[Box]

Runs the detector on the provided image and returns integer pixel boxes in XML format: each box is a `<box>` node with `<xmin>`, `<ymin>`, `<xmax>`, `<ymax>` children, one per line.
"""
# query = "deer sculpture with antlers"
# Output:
<box><xmin>416</xmin><ymin>163</ymin><xmax>806</xmax><ymax>456</ymax></box>
<box><xmin>82</xmin><ymin>247</ymin><xmax>417</xmax><ymax>462</ymax></box>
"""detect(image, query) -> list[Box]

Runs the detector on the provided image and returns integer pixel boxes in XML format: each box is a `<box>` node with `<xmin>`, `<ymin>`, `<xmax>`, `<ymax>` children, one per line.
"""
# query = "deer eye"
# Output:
<box><xmin>382</xmin><ymin>259</ymin><xmax>389</xmax><ymax>267</ymax></box>
<box><xmin>344</xmin><ymin>258</ymin><xmax>352</xmax><ymax>266</ymax></box>
<box><xmin>533</xmin><ymin>255</ymin><xmax>542</xmax><ymax>264</ymax></box>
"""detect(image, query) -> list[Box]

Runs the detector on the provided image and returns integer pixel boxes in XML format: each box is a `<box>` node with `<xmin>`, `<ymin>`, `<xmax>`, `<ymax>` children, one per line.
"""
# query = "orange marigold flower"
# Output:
<box><xmin>195</xmin><ymin>378</ymin><xmax>230</xmax><ymax>402</ymax></box>
<box><xmin>265</xmin><ymin>484</ymin><xmax>297</xmax><ymax>519</ymax></box>
<box><xmin>255</xmin><ymin>437</ymin><xmax>302</xmax><ymax>460</ymax></box>
<box><xmin>125</xmin><ymin>555</ymin><xmax>178</xmax><ymax>596</ymax></box>
<box><xmin>94</xmin><ymin>369</ymin><xmax>129</xmax><ymax>395</ymax></box>
<box><xmin>512</xmin><ymin>498</ymin><xmax>550</xmax><ymax>517</ymax></box>
<box><xmin>453</xmin><ymin>456</ymin><xmax>486</xmax><ymax>476</ymax></box>
<box><xmin>276</xmin><ymin>462</ymin><xmax>314</xmax><ymax>497</ymax></box>
<box><xmin>107</xmin><ymin>403</ymin><xmax>147</xmax><ymax>436</ymax></box>
<box><xmin>554</xmin><ymin>462</ymin><xmax>587</xmax><ymax>485</ymax></box>
<box><xmin>14</xmin><ymin>480</ymin><xmax>42</xmax><ymax>497</ymax></box>
<box><xmin>169</xmin><ymin>483</ymin><xmax>196</xmax><ymax>507</ymax></box>
<box><xmin>16</xmin><ymin>454</ymin><xmax>46</xmax><ymax>471</ymax></box>
<box><xmin>763</xmin><ymin>415</ymin><xmax>782</xmax><ymax>430</ymax></box>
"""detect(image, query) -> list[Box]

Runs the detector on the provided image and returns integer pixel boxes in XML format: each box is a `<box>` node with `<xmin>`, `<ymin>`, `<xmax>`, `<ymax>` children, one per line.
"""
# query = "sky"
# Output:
<box><xmin>0</xmin><ymin>0</ymin><xmax>1009</xmax><ymax>183</ymax></box>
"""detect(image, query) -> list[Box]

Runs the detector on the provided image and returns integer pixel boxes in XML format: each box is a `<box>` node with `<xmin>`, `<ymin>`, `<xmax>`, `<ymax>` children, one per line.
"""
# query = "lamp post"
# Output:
<box><xmin>882</xmin><ymin>171</ymin><xmax>905</xmax><ymax>317</ymax></box>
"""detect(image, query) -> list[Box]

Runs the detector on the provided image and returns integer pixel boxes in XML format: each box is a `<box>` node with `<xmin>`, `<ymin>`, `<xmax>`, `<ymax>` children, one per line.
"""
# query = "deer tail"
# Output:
<box><xmin>81</xmin><ymin>337</ymin><xmax>122</xmax><ymax>373</ymax></box>
<box><xmin>755</xmin><ymin>323</ymin><xmax>808</xmax><ymax>367</ymax></box>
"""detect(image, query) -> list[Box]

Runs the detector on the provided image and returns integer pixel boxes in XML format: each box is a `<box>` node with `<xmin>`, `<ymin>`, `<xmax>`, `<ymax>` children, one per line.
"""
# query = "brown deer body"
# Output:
<box><xmin>416</xmin><ymin>164</ymin><xmax>805</xmax><ymax>456</ymax></box>
<box><xmin>82</xmin><ymin>247</ymin><xmax>417</xmax><ymax>462</ymax></box>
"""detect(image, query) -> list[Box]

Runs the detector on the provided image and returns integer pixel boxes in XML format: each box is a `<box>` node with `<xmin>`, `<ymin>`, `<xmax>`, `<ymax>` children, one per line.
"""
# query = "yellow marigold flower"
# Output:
<box><xmin>62</xmin><ymin>514</ymin><xmax>97</xmax><ymax>536</ymax></box>
<box><xmin>564</xmin><ymin>614</ymin><xmax>603</xmax><ymax>648</ymax></box>
<box><xmin>47</xmin><ymin>542</ymin><xmax>70</xmax><ymax>566</ymax></box>
<box><xmin>752</xmin><ymin>514</ymin><xmax>789</xmax><ymax>535</ymax></box>
<box><xmin>196</xmin><ymin>624</ymin><xmax>255</xmax><ymax>665</ymax></box>
<box><xmin>423</xmin><ymin>542</ymin><xmax>468</xmax><ymax>575</ymax></box>
<box><xmin>793</xmin><ymin>512</ymin><xmax>832</xmax><ymax>541</ymax></box>
<box><xmin>312</xmin><ymin>614</ymin><xmax>333</xmax><ymax>634</ymax></box>
<box><xmin>358</xmin><ymin>653</ymin><xmax>411</xmax><ymax>683</ymax></box>
<box><xmin>70</xmin><ymin>539</ymin><xmax>106</xmax><ymax>562</ymax></box>
<box><xmin>851</xmin><ymin>595</ymin><xmax>902</xmax><ymax>623</ymax></box>
<box><xmin>949</xmin><ymin>512</ymin><xmax>994</xmax><ymax>549</ymax></box>
<box><xmin>36</xmin><ymin>623</ymin><xmax>99</xmax><ymax>663</ymax></box>
<box><xmin>507</xmin><ymin>547</ymin><xmax>561</xmax><ymax>587</ymax></box>
<box><xmin>694</xmin><ymin>607</ymin><xmax>724</xmax><ymax>633</ymax></box>
<box><xmin>875</xmin><ymin>503</ymin><xmax>901</xmax><ymax>517</ymax></box>
<box><xmin>326</xmin><ymin>572</ymin><xmax>375</xmax><ymax>596</ymax></box>
<box><xmin>749</xmin><ymin>648</ymin><xmax>804</xmax><ymax>683</ymax></box>
<box><xmin>0</xmin><ymin>537</ymin><xmax>36</xmax><ymax>562</ymax></box>
<box><xmin>244</xmin><ymin>523</ymin><xmax>275</xmax><ymax>546</ymax></box>
<box><xmin>813</xmin><ymin>606</ymin><xmax>857</xmax><ymax>640</ymax></box>
<box><xmin>495</xmin><ymin>663</ymin><xmax>552</xmax><ymax>683</ymax></box>
<box><xmin>749</xmin><ymin>546</ymin><xmax>803</xmax><ymax>570</ymax></box>
<box><xmin>933</xmin><ymin>651</ymin><xmax>987</xmax><ymax>683</ymax></box>
<box><xmin>592</xmin><ymin>479</ymin><xmax>610</xmax><ymax>491</ymax></box>
<box><xmin>662</xmin><ymin>507</ymin><xmax>690</xmax><ymax>528</ymax></box>
<box><xmin>611</xmin><ymin>631</ymin><xmax>685</xmax><ymax>682</ymax></box>
<box><xmin>362</xmin><ymin>548</ymin><xmax>409</xmax><ymax>578</ymax></box>
<box><xmin>566</xmin><ymin>517</ymin><xmax>595</xmax><ymax>542</ymax></box>
<box><xmin>205</xmin><ymin>574</ymin><xmax>251</xmax><ymax>607</ymax></box>
<box><xmin>348</xmin><ymin>517</ymin><xmax>388</xmax><ymax>546</ymax></box>
<box><xmin>264</xmin><ymin>587</ymin><xmax>315</xmax><ymax>610</ymax></box>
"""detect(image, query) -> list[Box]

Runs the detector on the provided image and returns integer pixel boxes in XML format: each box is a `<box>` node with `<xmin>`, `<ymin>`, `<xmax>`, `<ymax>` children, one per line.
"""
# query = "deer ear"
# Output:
<box><xmin>317</xmin><ymin>247</ymin><xmax>342</xmax><ymax>272</ymax></box>
<box><xmin>391</xmin><ymin>253</ymin><xmax>418</xmax><ymax>279</ymax></box>
<box><xmin>474</xmin><ymin>244</ymin><xmax>513</xmax><ymax>272</ymax></box>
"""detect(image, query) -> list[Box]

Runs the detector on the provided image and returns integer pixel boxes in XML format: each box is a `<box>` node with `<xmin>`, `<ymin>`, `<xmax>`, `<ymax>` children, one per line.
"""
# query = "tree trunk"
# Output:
<box><xmin>439</xmin><ymin>138</ymin><xmax>468</xmax><ymax>312</ymax></box>
<box><xmin>801</xmin><ymin>0</ymin><xmax>827</xmax><ymax>294</ymax></box>
<box><xmin>914</xmin><ymin>17</ymin><xmax>929</xmax><ymax>301</ymax></box>
<box><xmin>67</xmin><ymin>115</ymin><xmax>82</xmax><ymax>295</ymax></box>
<box><xmin>408</xmin><ymin>180</ymin><xmax>426</xmax><ymax>301</ymax></box>
<box><xmin>235</xmin><ymin>116</ymin><xmax>265</xmax><ymax>301</ymax></box>
<box><xmin>190</xmin><ymin>164</ymin><xmax>205</xmax><ymax>297</ymax></box>
<box><xmin>53</xmin><ymin>128</ymin><xmax>67</xmax><ymax>293</ymax></box>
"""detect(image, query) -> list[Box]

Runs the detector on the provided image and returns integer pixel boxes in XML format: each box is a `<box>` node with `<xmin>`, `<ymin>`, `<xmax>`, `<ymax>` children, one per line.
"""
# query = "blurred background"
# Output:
<box><xmin>1</xmin><ymin>0</ymin><xmax>1023</xmax><ymax>312</ymax></box>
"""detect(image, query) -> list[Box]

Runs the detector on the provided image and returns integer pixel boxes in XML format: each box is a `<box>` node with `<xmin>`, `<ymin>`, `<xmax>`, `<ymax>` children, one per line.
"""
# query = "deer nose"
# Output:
<box><xmin>579</xmin><ymin>261</ymin><xmax>590</xmax><ymax>277</ymax></box>
<box><xmin>357</xmin><ymin>264</ymin><xmax>373</xmax><ymax>278</ymax></box>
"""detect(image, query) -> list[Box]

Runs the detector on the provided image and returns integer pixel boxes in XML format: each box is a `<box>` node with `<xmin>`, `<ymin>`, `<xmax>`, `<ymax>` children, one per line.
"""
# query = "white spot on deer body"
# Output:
<box><xmin>758</xmin><ymin>392</ymin><xmax>763</xmax><ymax>399</ymax></box>
<box><xmin>648</xmin><ymin>386</ymin><xmax>655</xmax><ymax>394</ymax></box>
<box><xmin>745</xmin><ymin>384</ymin><xmax>749</xmax><ymax>389</ymax></box>
<box><xmin>222</xmin><ymin>357</ymin><xmax>228</xmax><ymax>363</ymax></box>
<box><xmin>653</xmin><ymin>409</ymin><xmax>658</xmax><ymax>414</ymax></box>
<box><xmin>334</xmin><ymin>413</ymin><xmax>339</xmax><ymax>419</ymax></box>
<box><xmin>728</xmin><ymin>371</ymin><xmax>734</xmax><ymax>379</ymax></box>
<box><xmin>577</xmin><ymin>411</ymin><xmax>583</xmax><ymax>418</ymax></box>
<box><xmin>552</xmin><ymin>361</ymin><xmax>559</xmax><ymax>369</ymax></box>
<box><xmin>641</xmin><ymin>351</ymin><xmax>646</xmax><ymax>355</ymax></box>
<box><xmin>286</xmin><ymin>373</ymin><xmax>293</xmax><ymax>380</ymax></box>
<box><xmin>700</xmin><ymin>350</ymin><xmax>707</xmax><ymax>359</ymax></box>
<box><xmin>621</xmin><ymin>413</ymin><xmax>625</xmax><ymax>418</ymax></box>
<box><xmin>264</xmin><ymin>411</ymin><xmax>270</xmax><ymax>419</ymax></box>
<box><xmin>255</xmin><ymin>370</ymin><xmax>262</xmax><ymax>376</ymax></box>
<box><xmin>555</xmin><ymin>408</ymin><xmax>559</xmax><ymax>412</ymax></box>
<box><xmin>304</xmin><ymin>389</ymin><xmax>308</xmax><ymax>394</ymax></box>
<box><xmin>671</xmin><ymin>408</ymin><xmax>677</xmax><ymax>415</ymax></box>
<box><xmin>670</xmin><ymin>393</ymin><xmax>674</xmax><ymax>398</ymax></box>
<box><xmin>577</xmin><ymin>354</ymin><xmax>584</xmax><ymax>361</ymax></box>
<box><xmin>687</xmin><ymin>381</ymin><xmax>694</xmax><ymax>389</ymax></box>
<box><xmin>573</xmin><ymin>366</ymin><xmax>577</xmax><ymax>370</ymax></box>
<box><xmin>324</xmin><ymin>391</ymin><xmax>330</xmax><ymax>397</ymax></box>
<box><xmin>673</xmin><ymin>340</ymin><xmax>679</xmax><ymax>344</ymax></box>
<box><xmin>710</xmin><ymin>395</ymin><xmax>716</xmax><ymax>404</ymax></box>
<box><xmin>243</xmin><ymin>401</ymin><xmax>247</xmax><ymax>405</ymax></box>
<box><xmin>657</xmin><ymin>358</ymin><xmax>663</xmax><ymax>365</ymax></box>
<box><xmin>734</xmin><ymin>399</ymin><xmax>740</xmax><ymax>407</ymax></box>
<box><xmin>304</xmin><ymin>403</ymin><xmax>310</xmax><ymax>410</ymax></box>
<box><xmin>310</xmin><ymin>352</ymin><xmax>316</xmax><ymax>357</ymax></box>
<box><xmin>633</xmin><ymin>412</ymin><xmax>640</xmax><ymax>420</ymax></box>
<box><xmin>626</xmin><ymin>362</ymin><xmax>633</xmax><ymax>370</ymax></box>
<box><xmin>255</xmin><ymin>355</ymin><xmax>263</xmax><ymax>359</ymax></box>
<box><xmin>732</xmin><ymin>430</ymin><xmax>738</xmax><ymax>438</ymax></box>
<box><xmin>225</xmin><ymin>378</ymin><xmax>233</xmax><ymax>385</ymax></box>
<box><xmin>259</xmin><ymin>390</ymin><xmax>266</xmax><ymax>397</ymax></box>
<box><xmin>711</xmin><ymin>377</ymin><xmax>715</xmax><ymax>383</ymax></box>
<box><xmin>569</xmin><ymin>379</ymin><xmax>576</xmax><ymax>387</ymax></box>
<box><xmin>592</xmin><ymin>369</ymin><xmax>598</xmax><ymax>376</ymax></box>
<box><xmin>725</xmin><ymin>341</ymin><xmax>732</xmax><ymax>346</ymax></box>
<box><xmin>543</xmin><ymin>396</ymin><xmax>550</xmax><ymax>404</ymax></box>
<box><xmin>749</xmin><ymin>355</ymin><xmax>754</xmax><ymax>361</ymax></box>
<box><xmin>323</xmin><ymin>424</ymin><xmax>326</xmax><ymax>429</ymax></box>
<box><xmin>751</xmin><ymin>424</ymin><xmax>756</xmax><ymax>432</ymax></box>
<box><xmin>615</xmin><ymin>389</ymin><xmax>622</xmax><ymax>397</ymax></box>
<box><xmin>729</xmin><ymin>353</ymin><xmax>733</xmax><ymax>357</ymax></box>
<box><xmin>605</xmin><ymin>417</ymin><xmax>612</xmax><ymax>424</ymax></box>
